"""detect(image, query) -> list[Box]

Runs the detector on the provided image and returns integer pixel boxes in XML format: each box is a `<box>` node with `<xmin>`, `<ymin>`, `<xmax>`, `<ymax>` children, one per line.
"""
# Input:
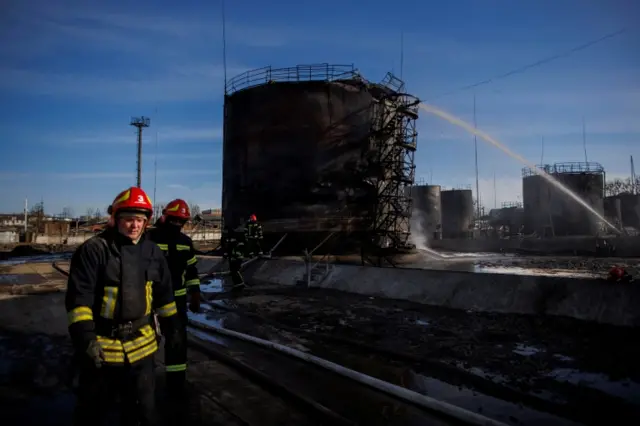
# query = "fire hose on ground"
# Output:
<box><xmin>188</xmin><ymin>318</ymin><xmax>510</xmax><ymax>426</ymax></box>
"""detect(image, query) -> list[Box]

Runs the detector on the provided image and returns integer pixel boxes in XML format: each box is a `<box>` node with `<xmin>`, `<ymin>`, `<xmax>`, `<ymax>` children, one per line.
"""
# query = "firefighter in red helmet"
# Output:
<box><xmin>147</xmin><ymin>199</ymin><xmax>201</xmax><ymax>401</ymax></box>
<box><xmin>245</xmin><ymin>213</ymin><xmax>264</xmax><ymax>257</ymax></box>
<box><xmin>65</xmin><ymin>187</ymin><xmax>181</xmax><ymax>426</ymax></box>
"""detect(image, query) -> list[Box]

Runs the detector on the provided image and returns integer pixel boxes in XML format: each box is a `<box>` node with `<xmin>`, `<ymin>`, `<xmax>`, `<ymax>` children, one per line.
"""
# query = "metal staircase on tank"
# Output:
<box><xmin>298</xmin><ymin>232</ymin><xmax>337</xmax><ymax>287</ymax></box>
<box><xmin>361</xmin><ymin>72</ymin><xmax>419</xmax><ymax>267</ymax></box>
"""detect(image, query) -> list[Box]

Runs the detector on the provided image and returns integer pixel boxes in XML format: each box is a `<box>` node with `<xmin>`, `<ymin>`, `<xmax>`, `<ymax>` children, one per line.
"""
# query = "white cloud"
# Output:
<box><xmin>152</xmin><ymin>153</ymin><xmax>221</xmax><ymax>160</ymax></box>
<box><xmin>0</xmin><ymin>67</ymin><xmax>241</xmax><ymax>102</ymax></box>
<box><xmin>3</xmin><ymin>169</ymin><xmax>220</xmax><ymax>181</ymax></box>
<box><xmin>55</xmin><ymin>126</ymin><xmax>222</xmax><ymax>146</ymax></box>
<box><xmin>167</xmin><ymin>184</ymin><xmax>189</xmax><ymax>190</ymax></box>
<box><xmin>157</xmin><ymin>183</ymin><xmax>221</xmax><ymax>209</ymax></box>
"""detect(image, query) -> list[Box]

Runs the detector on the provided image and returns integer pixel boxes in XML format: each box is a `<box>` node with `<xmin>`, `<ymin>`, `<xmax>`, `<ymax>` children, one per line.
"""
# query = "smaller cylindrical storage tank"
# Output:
<box><xmin>410</xmin><ymin>185</ymin><xmax>442</xmax><ymax>240</ymax></box>
<box><xmin>605</xmin><ymin>194</ymin><xmax>640</xmax><ymax>230</ymax></box>
<box><xmin>441</xmin><ymin>189</ymin><xmax>474</xmax><ymax>239</ymax></box>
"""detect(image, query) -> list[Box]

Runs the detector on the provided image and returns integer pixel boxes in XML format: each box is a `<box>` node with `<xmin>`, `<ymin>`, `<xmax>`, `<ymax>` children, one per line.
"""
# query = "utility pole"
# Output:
<box><xmin>493</xmin><ymin>172</ymin><xmax>497</xmax><ymax>209</ymax></box>
<box><xmin>24</xmin><ymin>198</ymin><xmax>28</xmax><ymax>233</ymax></box>
<box><xmin>582</xmin><ymin>116</ymin><xmax>588</xmax><ymax>163</ymax></box>
<box><xmin>153</xmin><ymin>108</ymin><xmax>159</xmax><ymax>219</ymax></box>
<box><xmin>130</xmin><ymin>116</ymin><xmax>150</xmax><ymax>188</ymax></box>
<box><xmin>473</xmin><ymin>94</ymin><xmax>480</xmax><ymax>218</ymax></box>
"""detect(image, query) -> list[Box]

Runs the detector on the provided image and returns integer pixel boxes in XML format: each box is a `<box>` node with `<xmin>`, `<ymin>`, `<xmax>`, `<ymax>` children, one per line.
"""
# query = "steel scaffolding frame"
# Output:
<box><xmin>363</xmin><ymin>73</ymin><xmax>419</xmax><ymax>260</ymax></box>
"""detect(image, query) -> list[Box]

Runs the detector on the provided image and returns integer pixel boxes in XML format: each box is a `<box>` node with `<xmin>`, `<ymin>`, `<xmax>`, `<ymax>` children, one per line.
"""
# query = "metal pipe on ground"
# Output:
<box><xmin>198</xmin><ymin>234</ymin><xmax>288</xmax><ymax>281</ymax></box>
<box><xmin>198</xmin><ymin>302</ymin><xmax>597</xmax><ymax>425</ymax></box>
<box><xmin>187</xmin><ymin>329</ymin><xmax>356</xmax><ymax>426</ymax></box>
<box><xmin>188</xmin><ymin>319</ymin><xmax>510</xmax><ymax>426</ymax></box>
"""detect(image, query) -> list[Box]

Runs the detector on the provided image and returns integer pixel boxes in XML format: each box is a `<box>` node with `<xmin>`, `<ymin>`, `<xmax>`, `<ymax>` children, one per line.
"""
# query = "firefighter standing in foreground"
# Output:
<box><xmin>65</xmin><ymin>187</ymin><xmax>182</xmax><ymax>426</ymax></box>
<box><xmin>223</xmin><ymin>225</ymin><xmax>246</xmax><ymax>288</ymax></box>
<box><xmin>245</xmin><ymin>214</ymin><xmax>264</xmax><ymax>257</ymax></box>
<box><xmin>147</xmin><ymin>199</ymin><xmax>201</xmax><ymax>399</ymax></box>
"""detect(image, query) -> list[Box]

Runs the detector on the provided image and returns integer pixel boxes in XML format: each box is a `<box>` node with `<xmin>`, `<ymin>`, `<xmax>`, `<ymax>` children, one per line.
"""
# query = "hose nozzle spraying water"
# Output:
<box><xmin>419</xmin><ymin>103</ymin><xmax>621</xmax><ymax>235</ymax></box>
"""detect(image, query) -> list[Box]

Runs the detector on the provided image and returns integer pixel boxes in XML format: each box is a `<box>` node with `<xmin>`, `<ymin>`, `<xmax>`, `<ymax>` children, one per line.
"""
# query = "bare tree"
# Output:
<box><xmin>605</xmin><ymin>177</ymin><xmax>640</xmax><ymax>197</ymax></box>
<box><xmin>61</xmin><ymin>207</ymin><xmax>74</xmax><ymax>219</ymax></box>
<box><xmin>30</xmin><ymin>201</ymin><xmax>45</xmax><ymax>232</ymax></box>
<box><xmin>31</xmin><ymin>201</ymin><xmax>45</xmax><ymax>216</ymax></box>
<box><xmin>188</xmin><ymin>202</ymin><xmax>201</xmax><ymax>218</ymax></box>
<box><xmin>85</xmin><ymin>208</ymin><xmax>95</xmax><ymax>222</ymax></box>
<box><xmin>94</xmin><ymin>208</ymin><xmax>102</xmax><ymax>222</ymax></box>
<box><xmin>153</xmin><ymin>202</ymin><xmax>166</xmax><ymax>223</ymax></box>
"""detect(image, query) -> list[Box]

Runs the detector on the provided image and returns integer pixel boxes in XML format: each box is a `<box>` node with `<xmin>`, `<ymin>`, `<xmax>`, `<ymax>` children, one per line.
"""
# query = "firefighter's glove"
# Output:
<box><xmin>85</xmin><ymin>340</ymin><xmax>105</xmax><ymax>368</ymax></box>
<box><xmin>188</xmin><ymin>291</ymin><xmax>201</xmax><ymax>313</ymax></box>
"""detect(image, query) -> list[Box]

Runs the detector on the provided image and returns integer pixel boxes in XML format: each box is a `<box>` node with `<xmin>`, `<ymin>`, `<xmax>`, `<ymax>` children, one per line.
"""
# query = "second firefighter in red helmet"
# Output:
<box><xmin>147</xmin><ymin>198</ymin><xmax>201</xmax><ymax>401</ymax></box>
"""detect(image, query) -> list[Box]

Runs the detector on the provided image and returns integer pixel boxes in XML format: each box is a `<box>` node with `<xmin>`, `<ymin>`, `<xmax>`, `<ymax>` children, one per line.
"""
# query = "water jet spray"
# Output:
<box><xmin>419</xmin><ymin>103</ymin><xmax>620</xmax><ymax>235</ymax></box>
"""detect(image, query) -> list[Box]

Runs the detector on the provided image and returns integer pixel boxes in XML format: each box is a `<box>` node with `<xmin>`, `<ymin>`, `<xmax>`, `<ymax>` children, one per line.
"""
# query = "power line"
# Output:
<box><xmin>221</xmin><ymin>0</ymin><xmax>228</xmax><ymax>93</ymax></box>
<box><xmin>426</xmin><ymin>28</ymin><xmax>626</xmax><ymax>101</ymax></box>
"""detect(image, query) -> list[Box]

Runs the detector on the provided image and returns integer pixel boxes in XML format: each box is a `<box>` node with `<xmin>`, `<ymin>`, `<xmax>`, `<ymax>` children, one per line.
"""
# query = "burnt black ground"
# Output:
<box><xmin>204</xmin><ymin>285</ymin><xmax>640</xmax><ymax>425</ymax></box>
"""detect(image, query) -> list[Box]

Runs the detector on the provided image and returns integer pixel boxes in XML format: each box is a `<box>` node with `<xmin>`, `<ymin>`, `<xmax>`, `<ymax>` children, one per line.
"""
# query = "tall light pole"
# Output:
<box><xmin>130</xmin><ymin>116</ymin><xmax>150</xmax><ymax>188</ymax></box>
<box><xmin>473</xmin><ymin>94</ymin><xmax>480</xmax><ymax>218</ymax></box>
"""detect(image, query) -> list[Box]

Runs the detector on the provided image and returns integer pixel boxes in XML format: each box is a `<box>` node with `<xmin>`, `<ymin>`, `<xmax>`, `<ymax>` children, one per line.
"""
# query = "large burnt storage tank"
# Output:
<box><xmin>522</xmin><ymin>162</ymin><xmax>605</xmax><ymax>236</ymax></box>
<box><xmin>410</xmin><ymin>185</ymin><xmax>442</xmax><ymax>239</ymax></box>
<box><xmin>222</xmin><ymin>64</ymin><xmax>419</xmax><ymax>254</ymax></box>
<box><xmin>440</xmin><ymin>189</ymin><xmax>474</xmax><ymax>239</ymax></box>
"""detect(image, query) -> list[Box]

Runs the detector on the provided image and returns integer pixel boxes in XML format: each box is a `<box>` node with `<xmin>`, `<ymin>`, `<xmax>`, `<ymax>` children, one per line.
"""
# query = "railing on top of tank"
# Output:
<box><xmin>501</xmin><ymin>201</ymin><xmax>523</xmax><ymax>208</ymax></box>
<box><xmin>225</xmin><ymin>64</ymin><xmax>359</xmax><ymax>95</ymax></box>
<box><xmin>440</xmin><ymin>184</ymin><xmax>473</xmax><ymax>191</ymax></box>
<box><xmin>522</xmin><ymin>161</ymin><xmax>605</xmax><ymax>177</ymax></box>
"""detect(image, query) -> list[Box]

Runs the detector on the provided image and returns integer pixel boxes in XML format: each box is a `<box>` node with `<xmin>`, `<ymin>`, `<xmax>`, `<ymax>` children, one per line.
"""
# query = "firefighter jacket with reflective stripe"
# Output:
<box><xmin>245</xmin><ymin>222</ymin><xmax>263</xmax><ymax>240</ymax></box>
<box><xmin>223</xmin><ymin>233</ymin><xmax>245</xmax><ymax>260</ymax></box>
<box><xmin>65</xmin><ymin>228</ymin><xmax>178</xmax><ymax>365</ymax></box>
<box><xmin>147</xmin><ymin>224</ymin><xmax>201</xmax><ymax>298</ymax></box>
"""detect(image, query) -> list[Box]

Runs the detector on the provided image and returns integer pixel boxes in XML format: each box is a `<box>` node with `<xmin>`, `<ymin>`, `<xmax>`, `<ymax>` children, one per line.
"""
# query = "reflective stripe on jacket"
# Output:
<box><xmin>66</xmin><ymin>228</ymin><xmax>178</xmax><ymax>364</ymax></box>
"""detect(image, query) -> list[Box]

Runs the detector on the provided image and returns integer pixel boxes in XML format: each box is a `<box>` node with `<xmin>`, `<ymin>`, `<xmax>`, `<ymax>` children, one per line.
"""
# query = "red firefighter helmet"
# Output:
<box><xmin>608</xmin><ymin>266</ymin><xmax>625</xmax><ymax>281</ymax></box>
<box><xmin>110</xmin><ymin>187</ymin><xmax>153</xmax><ymax>218</ymax></box>
<box><xmin>163</xmin><ymin>199</ymin><xmax>190</xmax><ymax>220</ymax></box>
<box><xmin>249</xmin><ymin>214</ymin><xmax>257</xmax><ymax>222</ymax></box>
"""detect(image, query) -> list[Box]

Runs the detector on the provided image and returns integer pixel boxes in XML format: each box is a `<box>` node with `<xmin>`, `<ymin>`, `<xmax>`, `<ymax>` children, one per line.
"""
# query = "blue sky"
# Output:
<box><xmin>0</xmin><ymin>0</ymin><xmax>638</xmax><ymax>216</ymax></box>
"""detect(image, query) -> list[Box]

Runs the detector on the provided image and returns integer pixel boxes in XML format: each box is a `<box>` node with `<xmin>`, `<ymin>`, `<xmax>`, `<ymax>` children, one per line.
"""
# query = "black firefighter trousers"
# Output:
<box><xmin>229</xmin><ymin>258</ymin><xmax>244</xmax><ymax>287</ymax></box>
<box><xmin>164</xmin><ymin>295</ymin><xmax>188</xmax><ymax>397</ymax></box>
<box><xmin>74</xmin><ymin>353</ymin><xmax>158</xmax><ymax>426</ymax></box>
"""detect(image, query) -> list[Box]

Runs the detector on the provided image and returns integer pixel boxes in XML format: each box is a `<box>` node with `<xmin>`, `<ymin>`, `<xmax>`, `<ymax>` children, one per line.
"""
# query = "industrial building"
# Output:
<box><xmin>222</xmin><ymin>64</ymin><xmax>420</xmax><ymax>259</ymax></box>
<box><xmin>522</xmin><ymin>162</ymin><xmax>605</xmax><ymax>237</ymax></box>
<box><xmin>488</xmin><ymin>202</ymin><xmax>525</xmax><ymax>237</ymax></box>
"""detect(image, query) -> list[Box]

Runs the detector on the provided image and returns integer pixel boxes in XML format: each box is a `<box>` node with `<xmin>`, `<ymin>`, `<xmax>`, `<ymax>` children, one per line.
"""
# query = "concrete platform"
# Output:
<box><xmin>195</xmin><ymin>257</ymin><xmax>640</xmax><ymax>327</ymax></box>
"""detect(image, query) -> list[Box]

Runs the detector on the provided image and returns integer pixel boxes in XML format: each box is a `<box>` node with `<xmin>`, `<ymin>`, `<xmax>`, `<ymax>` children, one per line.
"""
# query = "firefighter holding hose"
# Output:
<box><xmin>147</xmin><ymin>199</ymin><xmax>201</xmax><ymax>401</ymax></box>
<box><xmin>223</xmin><ymin>225</ymin><xmax>246</xmax><ymax>289</ymax></box>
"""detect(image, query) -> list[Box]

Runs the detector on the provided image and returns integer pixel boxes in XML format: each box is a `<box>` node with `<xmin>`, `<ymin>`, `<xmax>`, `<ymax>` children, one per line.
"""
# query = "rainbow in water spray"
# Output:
<box><xmin>418</xmin><ymin>103</ymin><xmax>620</xmax><ymax>234</ymax></box>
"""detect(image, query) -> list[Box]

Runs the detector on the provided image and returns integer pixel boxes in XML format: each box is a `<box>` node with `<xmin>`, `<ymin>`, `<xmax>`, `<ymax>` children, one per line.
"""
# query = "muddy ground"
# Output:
<box><xmin>2</xmin><ymin>260</ymin><xmax>640</xmax><ymax>425</ymax></box>
<box><xmin>202</xmin><ymin>284</ymin><xmax>640</xmax><ymax>425</ymax></box>
<box><xmin>0</xmin><ymin>261</ymin><xmax>316</xmax><ymax>426</ymax></box>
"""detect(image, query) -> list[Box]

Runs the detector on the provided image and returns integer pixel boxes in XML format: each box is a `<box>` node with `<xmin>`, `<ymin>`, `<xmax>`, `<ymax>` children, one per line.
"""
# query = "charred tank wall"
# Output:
<box><xmin>440</xmin><ymin>189</ymin><xmax>473</xmax><ymax>239</ymax></box>
<box><xmin>523</xmin><ymin>173</ymin><xmax>604</xmax><ymax>236</ymax></box>
<box><xmin>222</xmin><ymin>79</ymin><xmax>375</xmax><ymax>230</ymax></box>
